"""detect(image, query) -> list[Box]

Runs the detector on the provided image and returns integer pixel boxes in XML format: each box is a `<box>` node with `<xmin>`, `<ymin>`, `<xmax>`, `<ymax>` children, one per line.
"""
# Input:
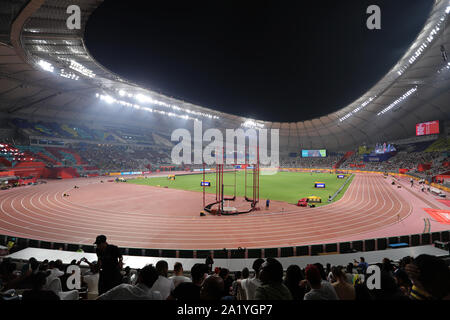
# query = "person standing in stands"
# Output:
<box><xmin>94</xmin><ymin>235</ymin><xmax>123</xmax><ymax>295</ymax></box>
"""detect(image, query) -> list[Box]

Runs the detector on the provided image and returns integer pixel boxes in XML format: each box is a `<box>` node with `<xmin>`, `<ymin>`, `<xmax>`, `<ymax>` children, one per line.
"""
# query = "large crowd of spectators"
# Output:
<box><xmin>71</xmin><ymin>145</ymin><xmax>172</xmax><ymax>173</ymax></box>
<box><xmin>340</xmin><ymin>151</ymin><xmax>448</xmax><ymax>176</ymax></box>
<box><xmin>1</xmin><ymin>235</ymin><xmax>449</xmax><ymax>301</ymax></box>
<box><xmin>279</xmin><ymin>149</ymin><xmax>448</xmax><ymax>179</ymax></box>
<box><xmin>281</xmin><ymin>155</ymin><xmax>342</xmax><ymax>169</ymax></box>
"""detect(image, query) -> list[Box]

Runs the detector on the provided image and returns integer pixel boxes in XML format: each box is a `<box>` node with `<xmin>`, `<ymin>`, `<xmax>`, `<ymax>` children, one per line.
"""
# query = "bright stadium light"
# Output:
<box><xmin>95</xmin><ymin>93</ymin><xmax>201</xmax><ymax>121</ymax></box>
<box><xmin>339</xmin><ymin>96</ymin><xmax>377</xmax><ymax>122</ymax></box>
<box><xmin>38</xmin><ymin>60</ymin><xmax>54</xmax><ymax>73</ymax></box>
<box><xmin>103</xmin><ymin>95</ymin><xmax>115</xmax><ymax>104</ymax></box>
<box><xmin>396</xmin><ymin>6</ymin><xmax>448</xmax><ymax>76</ymax></box>
<box><xmin>377</xmin><ymin>87</ymin><xmax>418</xmax><ymax>116</ymax></box>
<box><xmin>59</xmin><ymin>69</ymin><xmax>79</xmax><ymax>80</ymax></box>
<box><xmin>242</xmin><ymin>119</ymin><xmax>264</xmax><ymax>129</ymax></box>
<box><xmin>135</xmin><ymin>93</ymin><xmax>153</xmax><ymax>103</ymax></box>
<box><xmin>69</xmin><ymin>60</ymin><xmax>96</xmax><ymax>78</ymax></box>
<box><xmin>131</xmin><ymin>92</ymin><xmax>219</xmax><ymax>120</ymax></box>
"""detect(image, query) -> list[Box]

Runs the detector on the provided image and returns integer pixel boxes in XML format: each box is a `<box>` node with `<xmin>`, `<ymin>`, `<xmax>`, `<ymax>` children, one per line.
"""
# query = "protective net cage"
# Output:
<box><xmin>202</xmin><ymin>148</ymin><xmax>260</xmax><ymax>216</ymax></box>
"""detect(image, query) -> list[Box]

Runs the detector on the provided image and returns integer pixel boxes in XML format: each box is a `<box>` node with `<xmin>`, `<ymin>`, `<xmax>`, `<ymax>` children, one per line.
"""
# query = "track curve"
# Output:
<box><xmin>0</xmin><ymin>174</ymin><xmax>413</xmax><ymax>249</ymax></box>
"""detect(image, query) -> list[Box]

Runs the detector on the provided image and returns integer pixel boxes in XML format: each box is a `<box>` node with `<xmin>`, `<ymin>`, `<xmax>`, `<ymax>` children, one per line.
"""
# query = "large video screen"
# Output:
<box><xmin>374</xmin><ymin>143</ymin><xmax>396</xmax><ymax>154</ymax></box>
<box><xmin>416</xmin><ymin>121</ymin><xmax>439</xmax><ymax>136</ymax></box>
<box><xmin>302</xmin><ymin>150</ymin><xmax>327</xmax><ymax>158</ymax></box>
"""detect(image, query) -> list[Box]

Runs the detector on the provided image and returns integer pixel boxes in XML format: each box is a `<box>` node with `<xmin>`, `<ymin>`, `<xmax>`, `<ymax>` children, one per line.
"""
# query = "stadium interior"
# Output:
<box><xmin>0</xmin><ymin>0</ymin><xmax>449</xmax><ymax>303</ymax></box>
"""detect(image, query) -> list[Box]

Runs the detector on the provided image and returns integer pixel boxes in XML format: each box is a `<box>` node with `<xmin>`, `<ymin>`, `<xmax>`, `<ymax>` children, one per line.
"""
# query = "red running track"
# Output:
<box><xmin>0</xmin><ymin>174</ymin><xmax>414</xmax><ymax>250</ymax></box>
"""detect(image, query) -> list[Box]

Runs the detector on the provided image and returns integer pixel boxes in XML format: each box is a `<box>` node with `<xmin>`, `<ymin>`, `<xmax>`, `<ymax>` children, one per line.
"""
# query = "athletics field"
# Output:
<box><xmin>128</xmin><ymin>171</ymin><xmax>354</xmax><ymax>206</ymax></box>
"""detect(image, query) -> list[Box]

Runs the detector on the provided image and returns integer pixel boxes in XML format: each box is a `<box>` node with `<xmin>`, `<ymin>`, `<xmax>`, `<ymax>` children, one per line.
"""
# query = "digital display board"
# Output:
<box><xmin>302</xmin><ymin>150</ymin><xmax>327</xmax><ymax>158</ymax></box>
<box><xmin>374</xmin><ymin>143</ymin><xmax>396</xmax><ymax>154</ymax></box>
<box><xmin>315</xmin><ymin>183</ymin><xmax>326</xmax><ymax>188</ymax></box>
<box><xmin>416</xmin><ymin>121</ymin><xmax>439</xmax><ymax>136</ymax></box>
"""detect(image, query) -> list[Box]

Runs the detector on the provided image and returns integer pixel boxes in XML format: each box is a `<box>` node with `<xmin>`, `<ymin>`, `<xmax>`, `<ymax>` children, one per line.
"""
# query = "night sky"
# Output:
<box><xmin>85</xmin><ymin>0</ymin><xmax>433</xmax><ymax>122</ymax></box>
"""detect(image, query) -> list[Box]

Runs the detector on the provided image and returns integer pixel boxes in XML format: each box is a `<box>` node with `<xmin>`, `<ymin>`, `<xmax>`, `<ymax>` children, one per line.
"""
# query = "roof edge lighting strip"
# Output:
<box><xmin>376</xmin><ymin>86</ymin><xmax>418</xmax><ymax>116</ymax></box>
<box><xmin>339</xmin><ymin>96</ymin><xmax>377</xmax><ymax>122</ymax></box>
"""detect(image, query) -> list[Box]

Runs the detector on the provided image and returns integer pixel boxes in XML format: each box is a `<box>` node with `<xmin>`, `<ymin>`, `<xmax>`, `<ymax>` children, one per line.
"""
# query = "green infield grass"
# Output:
<box><xmin>128</xmin><ymin>171</ymin><xmax>354</xmax><ymax>206</ymax></box>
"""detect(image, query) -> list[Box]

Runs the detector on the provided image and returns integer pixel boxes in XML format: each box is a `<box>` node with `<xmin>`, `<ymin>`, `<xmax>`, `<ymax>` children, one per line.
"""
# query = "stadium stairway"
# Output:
<box><xmin>36</xmin><ymin>152</ymin><xmax>59</xmax><ymax>165</ymax></box>
<box><xmin>19</xmin><ymin>146</ymin><xmax>61</xmax><ymax>166</ymax></box>
<box><xmin>333</xmin><ymin>151</ymin><xmax>354</xmax><ymax>169</ymax></box>
<box><xmin>60</xmin><ymin>148</ymin><xmax>87</xmax><ymax>165</ymax></box>
<box><xmin>0</xmin><ymin>157</ymin><xmax>12</xmax><ymax>167</ymax></box>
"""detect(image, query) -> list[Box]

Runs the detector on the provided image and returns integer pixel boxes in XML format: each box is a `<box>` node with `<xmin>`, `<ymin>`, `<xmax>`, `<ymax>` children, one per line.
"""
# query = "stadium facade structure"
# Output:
<box><xmin>0</xmin><ymin>0</ymin><xmax>449</xmax><ymax>155</ymax></box>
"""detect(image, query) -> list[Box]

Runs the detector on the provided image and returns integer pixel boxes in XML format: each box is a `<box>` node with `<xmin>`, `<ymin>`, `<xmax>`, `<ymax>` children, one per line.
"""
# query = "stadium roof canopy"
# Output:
<box><xmin>0</xmin><ymin>0</ymin><xmax>449</xmax><ymax>151</ymax></box>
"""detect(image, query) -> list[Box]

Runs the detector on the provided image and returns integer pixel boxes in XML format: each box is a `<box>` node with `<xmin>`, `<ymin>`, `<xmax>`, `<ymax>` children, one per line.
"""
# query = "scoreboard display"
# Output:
<box><xmin>302</xmin><ymin>150</ymin><xmax>327</xmax><ymax>158</ymax></box>
<box><xmin>416</xmin><ymin>121</ymin><xmax>439</xmax><ymax>136</ymax></box>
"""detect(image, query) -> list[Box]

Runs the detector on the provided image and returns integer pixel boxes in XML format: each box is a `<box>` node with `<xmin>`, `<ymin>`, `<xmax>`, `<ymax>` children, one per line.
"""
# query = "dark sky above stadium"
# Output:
<box><xmin>85</xmin><ymin>0</ymin><xmax>433</xmax><ymax>122</ymax></box>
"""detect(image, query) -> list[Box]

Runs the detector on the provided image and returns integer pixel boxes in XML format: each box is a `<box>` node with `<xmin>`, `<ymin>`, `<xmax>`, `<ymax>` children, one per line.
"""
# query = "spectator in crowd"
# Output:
<box><xmin>406</xmin><ymin>254</ymin><xmax>450</xmax><ymax>300</ymax></box>
<box><xmin>97</xmin><ymin>264</ymin><xmax>161</xmax><ymax>300</ymax></box>
<box><xmin>284</xmin><ymin>264</ymin><xmax>306</xmax><ymax>300</ymax></box>
<box><xmin>233</xmin><ymin>268</ymin><xmax>249</xmax><ymax>300</ymax></box>
<box><xmin>354</xmin><ymin>257</ymin><xmax>369</xmax><ymax>274</ymax></box>
<box><xmin>22</xmin><ymin>272</ymin><xmax>60</xmax><ymax>301</ymax></box>
<box><xmin>304</xmin><ymin>264</ymin><xmax>339</xmax><ymax>300</ymax></box>
<box><xmin>371</xmin><ymin>270</ymin><xmax>409</xmax><ymax>300</ymax></box>
<box><xmin>255</xmin><ymin>258</ymin><xmax>293</xmax><ymax>300</ymax></box>
<box><xmin>382</xmin><ymin>258</ymin><xmax>394</xmax><ymax>275</ymax></box>
<box><xmin>122</xmin><ymin>266</ymin><xmax>136</xmax><ymax>284</ymax></box>
<box><xmin>168</xmin><ymin>263</ymin><xmax>208</xmax><ymax>301</ymax></box>
<box><xmin>94</xmin><ymin>235</ymin><xmax>123</xmax><ymax>295</ymax></box>
<box><xmin>5</xmin><ymin>257</ymin><xmax>40</xmax><ymax>290</ymax></box>
<box><xmin>238</xmin><ymin>258</ymin><xmax>264</xmax><ymax>300</ymax></box>
<box><xmin>151</xmin><ymin>260</ymin><xmax>175</xmax><ymax>300</ymax></box>
<box><xmin>331</xmin><ymin>266</ymin><xmax>355</xmax><ymax>300</ymax></box>
<box><xmin>219</xmin><ymin>268</ymin><xmax>233</xmax><ymax>297</ymax></box>
<box><xmin>200</xmin><ymin>275</ymin><xmax>225</xmax><ymax>301</ymax></box>
<box><xmin>0</xmin><ymin>259</ymin><xmax>19</xmax><ymax>290</ymax></box>
<box><xmin>205</xmin><ymin>256</ymin><xmax>214</xmax><ymax>274</ymax></box>
<box><xmin>21</xmin><ymin>257</ymin><xmax>38</xmax><ymax>275</ymax></box>
<box><xmin>231</xmin><ymin>271</ymin><xmax>242</xmax><ymax>298</ymax></box>
<box><xmin>314</xmin><ymin>263</ymin><xmax>327</xmax><ymax>281</ymax></box>
<box><xmin>325</xmin><ymin>263</ymin><xmax>331</xmax><ymax>277</ymax></box>
<box><xmin>169</xmin><ymin>262</ymin><xmax>191</xmax><ymax>288</ymax></box>
<box><xmin>345</xmin><ymin>263</ymin><xmax>355</xmax><ymax>284</ymax></box>
<box><xmin>45</xmin><ymin>260</ymin><xmax>64</xmax><ymax>288</ymax></box>
<box><xmin>82</xmin><ymin>260</ymin><xmax>100</xmax><ymax>300</ymax></box>
<box><xmin>394</xmin><ymin>269</ymin><xmax>412</xmax><ymax>296</ymax></box>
